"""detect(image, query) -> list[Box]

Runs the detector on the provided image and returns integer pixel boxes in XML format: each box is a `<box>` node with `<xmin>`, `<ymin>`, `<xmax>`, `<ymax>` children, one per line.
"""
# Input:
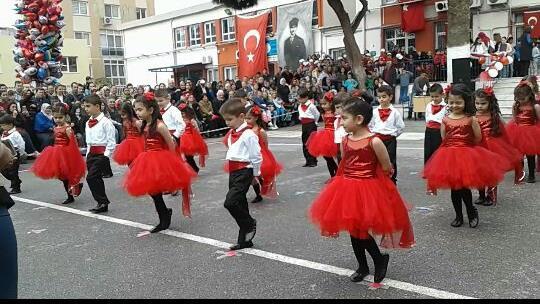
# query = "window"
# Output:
<box><xmin>104</xmin><ymin>4</ymin><xmax>120</xmax><ymax>19</ymax></box>
<box><xmin>100</xmin><ymin>30</ymin><xmax>124</xmax><ymax>56</ymax></box>
<box><xmin>435</xmin><ymin>22</ymin><xmax>447</xmax><ymax>51</ymax></box>
<box><xmin>74</xmin><ymin>31</ymin><xmax>91</xmax><ymax>46</ymax></box>
<box><xmin>312</xmin><ymin>0</ymin><xmax>319</xmax><ymax>26</ymax></box>
<box><xmin>514</xmin><ymin>13</ymin><xmax>524</xmax><ymax>42</ymax></box>
<box><xmin>207</xmin><ymin>69</ymin><xmax>218</xmax><ymax>82</ymax></box>
<box><xmin>61</xmin><ymin>57</ymin><xmax>78</xmax><ymax>73</ymax></box>
<box><xmin>175</xmin><ymin>27</ymin><xmax>186</xmax><ymax>48</ymax></box>
<box><xmin>224</xmin><ymin>66</ymin><xmax>237</xmax><ymax>81</ymax></box>
<box><xmin>136</xmin><ymin>8</ymin><xmax>147</xmax><ymax>20</ymax></box>
<box><xmin>72</xmin><ymin>1</ymin><xmax>88</xmax><ymax>16</ymax></box>
<box><xmin>104</xmin><ymin>60</ymin><xmax>126</xmax><ymax>85</ymax></box>
<box><xmin>222</xmin><ymin>17</ymin><xmax>236</xmax><ymax>42</ymax></box>
<box><xmin>384</xmin><ymin>28</ymin><xmax>415</xmax><ymax>53</ymax></box>
<box><xmin>189</xmin><ymin>24</ymin><xmax>201</xmax><ymax>46</ymax></box>
<box><xmin>329</xmin><ymin>48</ymin><xmax>346</xmax><ymax>60</ymax></box>
<box><xmin>205</xmin><ymin>22</ymin><xmax>216</xmax><ymax>44</ymax></box>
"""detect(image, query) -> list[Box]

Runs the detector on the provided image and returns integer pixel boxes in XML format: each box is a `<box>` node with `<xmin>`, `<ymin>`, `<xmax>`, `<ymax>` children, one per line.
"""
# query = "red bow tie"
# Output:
<box><xmin>88</xmin><ymin>118</ymin><xmax>99</xmax><ymax>128</ymax></box>
<box><xmin>2</xmin><ymin>131</ymin><xmax>9</xmax><ymax>137</ymax></box>
<box><xmin>378</xmin><ymin>108</ymin><xmax>392</xmax><ymax>122</ymax></box>
<box><xmin>230</xmin><ymin>126</ymin><xmax>249</xmax><ymax>144</ymax></box>
<box><xmin>431</xmin><ymin>104</ymin><xmax>443</xmax><ymax>115</ymax></box>
<box><xmin>301</xmin><ymin>104</ymin><xmax>309</xmax><ymax>112</ymax></box>
<box><xmin>160</xmin><ymin>108</ymin><xmax>166</xmax><ymax>115</ymax></box>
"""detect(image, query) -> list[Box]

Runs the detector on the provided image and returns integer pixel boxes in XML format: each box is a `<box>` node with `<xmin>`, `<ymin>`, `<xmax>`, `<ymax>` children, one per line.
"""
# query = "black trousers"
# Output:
<box><xmin>185</xmin><ymin>155</ymin><xmax>199</xmax><ymax>173</ymax></box>
<box><xmin>424</xmin><ymin>127</ymin><xmax>442</xmax><ymax>164</ymax></box>
<box><xmin>102</xmin><ymin>155</ymin><xmax>113</xmax><ymax>177</ymax></box>
<box><xmin>302</xmin><ymin>122</ymin><xmax>318</xmax><ymax>165</ymax></box>
<box><xmin>224</xmin><ymin>168</ymin><xmax>256</xmax><ymax>236</ymax></box>
<box><xmin>1</xmin><ymin>155</ymin><xmax>21</xmax><ymax>191</ymax></box>
<box><xmin>86</xmin><ymin>154</ymin><xmax>111</xmax><ymax>205</ymax></box>
<box><xmin>0</xmin><ymin>209</ymin><xmax>17</xmax><ymax>299</ymax></box>
<box><xmin>382</xmin><ymin>137</ymin><xmax>398</xmax><ymax>183</ymax></box>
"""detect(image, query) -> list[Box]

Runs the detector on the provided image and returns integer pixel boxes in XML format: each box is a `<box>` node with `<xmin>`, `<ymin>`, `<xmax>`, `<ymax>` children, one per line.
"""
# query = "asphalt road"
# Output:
<box><xmin>8</xmin><ymin>120</ymin><xmax>540</xmax><ymax>299</ymax></box>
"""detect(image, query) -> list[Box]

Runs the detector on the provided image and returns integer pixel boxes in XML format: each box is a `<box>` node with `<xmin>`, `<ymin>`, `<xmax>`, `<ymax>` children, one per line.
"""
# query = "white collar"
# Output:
<box><xmin>163</xmin><ymin>103</ymin><xmax>172</xmax><ymax>112</ymax></box>
<box><xmin>377</xmin><ymin>105</ymin><xmax>394</xmax><ymax>110</ymax></box>
<box><xmin>431</xmin><ymin>101</ymin><xmax>446</xmax><ymax>106</ymax></box>
<box><xmin>235</xmin><ymin>122</ymin><xmax>249</xmax><ymax>132</ymax></box>
<box><xmin>7</xmin><ymin>127</ymin><xmax>17</xmax><ymax>135</ymax></box>
<box><xmin>92</xmin><ymin>112</ymin><xmax>105</xmax><ymax>121</ymax></box>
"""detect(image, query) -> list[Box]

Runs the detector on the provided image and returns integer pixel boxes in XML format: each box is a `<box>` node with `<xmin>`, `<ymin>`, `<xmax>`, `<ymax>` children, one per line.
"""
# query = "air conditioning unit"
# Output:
<box><xmin>103</xmin><ymin>17</ymin><xmax>113</xmax><ymax>25</ymax></box>
<box><xmin>435</xmin><ymin>1</ymin><xmax>448</xmax><ymax>12</ymax></box>
<box><xmin>470</xmin><ymin>0</ymin><xmax>482</xmax><ymax>8</ymax></box>
<box><xmin>487</xmin><ymin>0</ymin><xmax>508</xmax><ymax>5</ymax></box>
<box><xmin>202</xmin><ymin>56</ymin><xmax>213</xmax><ymax>64</ymax></box>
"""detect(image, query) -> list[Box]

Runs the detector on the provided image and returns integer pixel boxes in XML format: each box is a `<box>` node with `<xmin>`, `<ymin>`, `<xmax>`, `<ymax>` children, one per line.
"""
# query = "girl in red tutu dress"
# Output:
<box><xmin>307</xmin><ymin>92</ymin><xmax>339</xmax><ymax>178</ymax></box>
<box><xmin>112</xmin><ymin>102</ymin><xmax>144</xmax><ymax>167</ymax></box>
<box><xmin>520</xmin><ymin>76</ymin><xmax>540</xmax><ymax>173</ymax></box>
<box><xmin>506</xmin><ymin>82</ymin><xmax>540</xmax><ymax>183</ymax></box>
<box><xmin>179</xmin><ymin>104</ymin><xmax>208</xmax><ymax>174</ymax></box>
<box><xmin>309</xmin><ymin>97</ymin><xmax>415</xmax><ymax>285</ymax></box>
<box><xmin>423</xmin><ymin>84</ymin><xmax>507</xmax><ymax>228</ymax></box>
<box><xmin>124</xmin><ymin>93</ymin><xmax>197</xmax><ymax>233</ymax></box>
<box><xmin>245</xmin><ymin>105</ymin><xmax>283</xmax><ymax>203</ymax></box>
<box><xmin>31</xmin><ymin>104</ymin><xmax>86</xmax><ymax>205</ymax></box>
<box><xmin>474</xmin><ymin>87</ymin><xmax>522</xmax><ymax>206</ymax></box>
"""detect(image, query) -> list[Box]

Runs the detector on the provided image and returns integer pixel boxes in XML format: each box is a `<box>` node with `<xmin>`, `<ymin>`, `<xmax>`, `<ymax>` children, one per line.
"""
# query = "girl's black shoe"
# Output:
<box><xmin>469</xmin><ymin>210</ymin><xmax>479</xmax><ymax>228</ymax></box>
<box><xmin>151</xmin><ymin>208</ymin><xmax>172</xmax><ymax>233</ymax></box>
<box><xmin>350</xmin><ymin>268</ymin><xmax>369</xmax><ymax>282</ymax></box>
<box><xmin>62</xmin><ymin>196</ymin><xmax>75</xmax><ymax>205</ymax></box>
<box><xmin>451</xmin><ymin>217</ymin><xmax>464</xmax><ymax>227</ymax></box>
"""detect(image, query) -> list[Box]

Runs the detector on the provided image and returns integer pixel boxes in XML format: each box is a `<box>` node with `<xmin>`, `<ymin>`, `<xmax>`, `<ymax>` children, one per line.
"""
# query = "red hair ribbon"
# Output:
<box><xmin>178</xmin><ymin>103</ymin><xmax>188</xmax><ymax>110</ymax></box>
<box><xmin>444</xmin><ymin>85</ymin><xmax>453</xmax><ymax>95</ymax></box>
<box><xmin>62</xmin><ymin>103</ymin><xmax>69</xmax><ymax>111</ymax></box>
<box><xmin>483</xmin><ymin>87</ymin><xmax>494</xmax><ymax>96</ymax></box>
<box><xmin>251</xmin><ymin>106</ymin><xmax>262</xmax><ymax>117</ymax></box>
<box><xmin>324</xmin><ymin>91</ymin><xmax>335</xmax><ymax>103</ymax></box>
<box><xmin>143</xmin><ymin>92</ymin><xmax>155</xmax><ymax>102</ymax></box>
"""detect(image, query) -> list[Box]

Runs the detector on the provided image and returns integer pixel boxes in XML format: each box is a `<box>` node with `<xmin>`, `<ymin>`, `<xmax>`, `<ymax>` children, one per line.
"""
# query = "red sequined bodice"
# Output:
<box><xmin>124</xmin><ymin>120</ymin><xmax>140</xmax><ymax>139</ymax></box>
<box><xmin>323</xmin><ymin>112</ymin><xmax>336</xmax><ymax>130</ymax></box>
<box><xmin>144</xmin><ymin>128</ymin><xmax>167</xmax><ymax>152</ymax></box>
<box><xmin>442</xmin><ymin>117</ymin><xmax>475</xmax><ymax>147</ymax></box>
<box><xmin>53</xmin><ymin>126</ymin><xmax>70</xmax><ymax>146</ymax></box>
<box><xmin>515</xmin><ymin>105</ymin><xmax>536</xmax><ymax>126</ymax></box>
<box><xmin>341</xmin><ymin>136</ymin><xmax>378</xmax><ymax>179</ymax></box>
<box><xmin>255</xmin><ymin>128</ymin><xmax>268</xmax><ymax>150</ymax></box>
<box><xmin>184</xmin><ymin>121</ymin><xmax>195</xmax><ymax>135</ymax></box>
<box><xmin>476</xmin><ymin>114</ymin><xmax>493</xmax><ymax>139</ymax></box>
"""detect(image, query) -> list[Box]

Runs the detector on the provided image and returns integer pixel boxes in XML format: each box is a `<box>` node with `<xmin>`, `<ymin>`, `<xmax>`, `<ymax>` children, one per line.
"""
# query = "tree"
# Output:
<box><xmin>213</xmin><ymin>0</ymin><xmax>369</xmax><ymax>90</ymax></box>
<box><xmin>446</xmin><ymin>0</ymin><xmax>471</xmax><ymax>84</ymax></box>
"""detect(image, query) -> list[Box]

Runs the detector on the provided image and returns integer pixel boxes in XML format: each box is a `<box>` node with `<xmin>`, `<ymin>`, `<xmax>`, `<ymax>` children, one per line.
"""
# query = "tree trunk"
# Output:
<box><xmin>447</xmin><ymin>0</ymin><xmax>472</xmax><ymax>83</ymax></box>
<box><xmin>328</xmin><ymin>0</ymin><xmax>367</xmax><ymax>90</ymax></box>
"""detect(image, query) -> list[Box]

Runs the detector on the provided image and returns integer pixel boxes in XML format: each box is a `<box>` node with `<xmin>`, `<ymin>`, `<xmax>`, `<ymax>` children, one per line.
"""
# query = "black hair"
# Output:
<box><xmin>429</xmin><ymin>83</ymin><xmax>444</xmax><ymax>95</ymax></box>
<box><xmin>289</xmin><ymin>17</ymin><xmax>299</xmax><ymax>28</ymax></box>
<box><xmin>474</xmin><ymin>89</ymin><xmax>502</xmax><ymax>137</ymax></box>
<box><xmin>376</xmin><ymin>85</ymin><xmax>394</xmax><ymax>97</ymax></box>
<box><xmin>0</xmin><ymin>114</ymin><xmax>15</xmax><ymax>126</ymax></box>
<box><xmin>134</xmin><ymin>96</ymin><xmax>161</xmax><ymax>137</ymax></box>
<box><xmin>342</xmin><ymin>97</ymin><xmax>373</xmax><ymax>126</ymax></box>
<box><xmin>155</xmin><ymin>89</ymin><xmax>170</xmax><ymax>99</ymax></box>
<box><xmin>298</xmin><ymin>87</ymin><xmax>310</xmax><ymax>99</ymax></box>
<box><xmin>84</xmin><ymin>95</ymin><xmax>102</xmax><ymax>107</ymax></box>
<box><xmin>220</xmin><ymin>98</ymin><xmax>247</xmax><ymax>117</ymax></box>
<box><xmin>449</xmin><ymin>83</ymin><xmax>476</xmax><ymax>116</ymax></box>
<box><xmin>334</xmin><ymin>92</ymin><xmax>351</xmax><ymax>106</ymax></box>
<box><xmin>121</xmin><ymin>102</ymin><xmax>136</xmax><ymax>122</ymax></box>
<box><xmin>513</xmin><ymin>83</ymin><xmax>536</xmax><ymax>118</ymax></box>
<box><xmin>180</xmin><ymin>105</ymin><xmax>196</xmax><ymax>120</ymax></box>
<box><xmin>233</xmin><ymin>89</ymin><xmax>247</xmax><ymax>99</ymax></box>
<box><xmin>522</xmin><ymin>75</ymin><xmax>539</xmax><ymax>93</ymax></box>
<box><xmin>246</xmin><ymin>106</ymin><xmax>267</xmax><ymax>130</ymax></box>
<box><xmin>52</xmin><ymin>104</ymin><xmax>69</xmax><ymax>116</ymax></box>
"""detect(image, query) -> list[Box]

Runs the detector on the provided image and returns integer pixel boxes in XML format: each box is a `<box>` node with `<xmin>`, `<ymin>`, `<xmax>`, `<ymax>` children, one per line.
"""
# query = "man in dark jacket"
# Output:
<box><xmin>519</xmin><ymin>26</ymin><xmax>533</xmax><ymax>77</ymax></box>
<box><xmin>284</xmin><ymin>18</ymin><xmax>307</xmax><ymax>70</ymax></box>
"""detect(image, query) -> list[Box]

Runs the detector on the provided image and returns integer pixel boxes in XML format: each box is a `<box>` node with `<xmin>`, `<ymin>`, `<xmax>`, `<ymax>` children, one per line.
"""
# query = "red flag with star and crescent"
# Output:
<box><xmin>401</xmin><ymin>2</ymin><xmax>425</xmax><ymax>33</ymax></box>
<box><xmin>236</xmin><ymin>12</ymin><xmax>269</xmax><ymax>78</ymax></box>
<box><xmin>524</xmin><ymin>11</ymin><xmax>540</xmax><ymax>39</ymax></box>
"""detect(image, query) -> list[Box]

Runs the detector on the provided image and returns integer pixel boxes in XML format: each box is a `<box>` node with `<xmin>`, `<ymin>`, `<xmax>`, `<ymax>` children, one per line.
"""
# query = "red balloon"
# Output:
<box><xmin>48</xmin><ymin>25</ymin><xmax>58</xmax><ymax>32</ymax></box>
<box><xmin>500</xmin><ymin>57</ymin><xmax>509</xmax><ymax>65</ymax></box>
<box><xmin>38</xmin><ymin>8</ymin><xmax>47</xmax><ymax>15</ymax></box>
<box><xmin>478</xmin><ymin>57</ymin><xmax>486</xmax><ymax>65</ymax></box>
<box><xmin>34</xmin><ymin>52</ymin><xmax>44</xmax><ymax>62</ymax></box>
<box><xmin>33</xmin><ymin>20</ymin><xmax>41</xmax><ymax>28</ymax></box>
<box><xmin>41</xmin><ymin>25</ymin><xmax>49</xmax><ymax>35</ymax></box>
<box><xmin>49</xmin><ymin>15</ymin><xmax>58</xmax><ymax>23</ymax></box>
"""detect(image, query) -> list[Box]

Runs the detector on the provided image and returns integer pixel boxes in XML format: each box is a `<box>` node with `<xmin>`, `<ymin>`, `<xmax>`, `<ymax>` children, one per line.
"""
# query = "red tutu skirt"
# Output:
<box><xmin>309</xmin><ymin>171</ymin><xmax>415</xmax><ymax>249</ymax></box>
<box><xmin>112</xmin><ymin>137</ymin><xmax>144</xmax><ymax>165</ymax></box>
<box><xmin>423</xmin><ymin>146</ymin><xmax>506</xmax><ymax>190</ymax></box>
<box><xmin>506</xmin><ymin>121</ymin><xmax>540</xmax><ymax>155</ymax></box>
<box><xmin>483</xmin><ymin>136</ymin><xmax>523</xmax><ymax>172</ymax></box>
<box><xmin>307</xmin><ymin>129</ymin><xmax>338</xmax><ymax>157</ymax></box>
<box><xmin>123</xmin><ymin>150</ymin><xmax>196</xmax><ymax>197</ymax></box>
<box><xmin>260</xmin><ymin>147</ymin><xmax>283</xmax><ymax>198</ymax></box>
<box><xmin>180</xmin><ymin>131</ymin><xmax>208</xmax><ymax>166</ymax></box>
<box><xmin>31</xmin><ymin>143</ymin><xmax>86</xmax><ymax>186</ymax></box>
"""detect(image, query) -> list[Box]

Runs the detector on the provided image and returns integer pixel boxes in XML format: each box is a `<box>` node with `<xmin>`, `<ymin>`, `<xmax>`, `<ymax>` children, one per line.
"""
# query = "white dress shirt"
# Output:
<box><xmin>225</xmin><ymin>122</ymin><xmax>262</xmax><ymax>177</ymax></box>
<box><xmin>425</xmin><ymin>101</ymin><xmax>447</xmax><ymax>126</ymax></box>
<box><xmin>85</xmin><ymin>113</ymin><xmax>116</xmax><ymax>157</ymax></box>
<box><xmin>298</xmin><ymin>100</ymin><xmax>321</xmax><ymax>123</ymax></box>
<box><xmin>333</xmin><ymin>115</ymin><xmax>348</xmax><ymax>144</ymax></box>
<box><xmin>368</xmin><ymin>105</ymin><xmax>405</xmax><ymax>137</ymax></box>
<box><xmin>1</xmin><ymin>127</ymin><xmax>25</xmax><ymax>154</ymax></box>
<box><xmin>161</xmin><ymin>103</ymin><xmax>186</xmax><ymax>139</ymax></box>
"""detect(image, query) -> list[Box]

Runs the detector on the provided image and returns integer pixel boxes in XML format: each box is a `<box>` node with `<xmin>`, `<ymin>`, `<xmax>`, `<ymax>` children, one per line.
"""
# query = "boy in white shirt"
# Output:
<box><xmin>220</xmin><ymin>98</ymin><xmax>262</xmax><ymax>251</ymax></box>
<box><xmin>298</xmin><ymin>88</ymin><xmax>320</xmax><ymax>167</ymax></box>
<box><xmin>155</xmin><ymin>89</ymin><xmax>185</xmax><ymax>146</ymax></box>
<box><xmin>424</xmin><ymin>83</ymin><xmax>447</xmax><ymax>195</ymax></box>
<box><xmin>0</xmin><ymin>115</ymin><xmax>25</xmax><ymax>194</ymax></box>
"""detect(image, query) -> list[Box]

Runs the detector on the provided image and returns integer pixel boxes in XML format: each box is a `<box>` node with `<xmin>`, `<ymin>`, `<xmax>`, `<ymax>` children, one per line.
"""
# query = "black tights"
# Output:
<box><xmin>526</xmin><ymin>155</ymin><xmax>536</xmax><ymax>178</ymax></box>
<box><xmin>185</xmin><ymin>156</ymin><xmax>199</xmax><ymax>173</ymax></box>
<box><xmin>62</xmin><ymin>180</ymin><xmax>72</xmax><ymax>199</ymax></box>
<box><xmin>350</xmin><ymin>235</ymin><xmax>383</xmax><ymax>272</ymax></box>
<box><xmin>151</xmin><ymin>194</ymin><xmax>168</xmax><ymax>220</ymax></box>
<box><xmin>451</xmin><ymin>189</ymin><xmax>476</xmax><ymax>220</ymax></box>
<box><xmin>324</xmin><ymin>157</ymin><xmax>338</xmax><ymax>177</ymax></box>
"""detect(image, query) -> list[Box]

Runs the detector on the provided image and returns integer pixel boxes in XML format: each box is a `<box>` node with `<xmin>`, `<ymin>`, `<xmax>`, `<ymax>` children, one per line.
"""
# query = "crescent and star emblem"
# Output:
<box><xmin>243</xmin><ymin>29</ymin><xmax>261</xmax><ymax>63</ymax></box>
<box><xmin>528</xmin><ymin>16</ymin><xmax>538</xmax><ymax>28</ymax></box>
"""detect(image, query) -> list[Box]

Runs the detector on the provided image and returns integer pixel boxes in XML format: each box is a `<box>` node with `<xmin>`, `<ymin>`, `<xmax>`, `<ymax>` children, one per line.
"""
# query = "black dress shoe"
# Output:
<box><xmin>526</xmin><ymin>176</ymin><xmax>536</xmax><ymax>183</ymax></box>
<box><xmin>469</xmin><ymin>209</ymin><xmax>479</xmax><ymax>228</ymax></box>
<box><xmin>9</xmin><ymin>189</ymin><xmax>21</xmax><ymax>195</ymax></box>
<box><xmin>89</xmin><ymin>204</ymin><xmax>108</xmax><ymax>213</ymax></box>
<box><xmin>302</xmin><ymin>164</ymin><xmax>310</xmax><ymax>167</ymax></box>
<box><xmin>244</xmin><ymin>220</ymin><xmax>257</xmax><ymax>243</ymax></box>
<box><xmin>250</xmin><ymin>196</ymin><xmax>263</xmax><ymax>204</ymax></box>
<box><xmin>374</xmin><ymin>254</ymin><xmax>390</xmax><ymax>283</ymax></box>
<box><xmin>350</xmin><ymin>270</ymin><xmax>369</xmax><ymax>282</ymax></box>
<box><xmin>102</xmin><ymin>174</ymin><xmax>114</xmax><ymax>179</ymax></box>
<box><xmin>150</xmin><ymin>208</ymin><xmax>172</xmax><ymax>233</ymax></box>
<box><xmin>229</xmin><ymin>241</ymin><xmax>254</xmax><ymax>251</ymax></box>
<box><xmin>481</xmin><ymin>199</ymin><xmax>494</xmax><ymax>207</ymax></box>
<box><xmin>451</xmin><ymin>217</ymin><xmax>464</xmax><ymax>227</ymax></box>
<box><xmin>474</xmin><ymin>197</ymin><xmax>486</xmax><ymax>205</ymax></box>
<box><xmin>62</xmin><ymin>197</ymin><xmax>75</xmax><ymax>205</ymax></box>
<box><xmin>306</xmin><ymin>163</ymin><xmax>317</xmax><ymax>168</ymax></box>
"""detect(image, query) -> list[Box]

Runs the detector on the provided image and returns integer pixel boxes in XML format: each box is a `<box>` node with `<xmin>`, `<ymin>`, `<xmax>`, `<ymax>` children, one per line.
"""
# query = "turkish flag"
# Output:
<box><xmin>524</xmin><ymin>11</ymin><xmax>540</xmax><ymax>39</ymax></box>
<box><xmin>236</xmin><ymin>12</ymin><xmax>269</xmax><ymax>78</ymax></box>
<box><xmin>401</xmin><ymin>2</ymin><xmax>425</xmax><ymax>33</ymax></box>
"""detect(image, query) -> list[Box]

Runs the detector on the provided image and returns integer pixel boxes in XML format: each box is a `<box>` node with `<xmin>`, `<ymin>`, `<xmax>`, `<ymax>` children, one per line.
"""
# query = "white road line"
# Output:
<box><xmin>13</xmin><ymin>196</ymin><xmax>475</xmax><ymax>299</ymax></box>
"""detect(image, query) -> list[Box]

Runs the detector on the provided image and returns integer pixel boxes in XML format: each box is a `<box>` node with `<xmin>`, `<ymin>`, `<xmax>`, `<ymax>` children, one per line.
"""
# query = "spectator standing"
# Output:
<box><xmin>398</xmin><ymin>68</ymin><xmax>413</xmax><ymax>105</ymax></box>
<box><xmin>519</xmin><ymin>26</ymin><xmax>533</xmax><ymax>77</ymax></box>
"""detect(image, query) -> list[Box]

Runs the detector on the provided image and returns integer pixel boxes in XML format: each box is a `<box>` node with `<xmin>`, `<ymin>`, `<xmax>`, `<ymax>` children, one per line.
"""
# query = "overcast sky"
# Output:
<box><xmin>0</xmin><ymin>0</ymin><xmax>211</xmax><ymax>30</ymax></box>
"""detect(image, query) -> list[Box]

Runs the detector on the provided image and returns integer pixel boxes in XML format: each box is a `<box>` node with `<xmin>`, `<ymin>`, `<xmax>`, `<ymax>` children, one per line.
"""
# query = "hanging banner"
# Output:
<box><xmin>277</xmin><ymin>1</ymin><xmax>313</xmax><ymax>70</ymax></box>
<box><xmin>236</xmin><ymin>12</ymin><xmax>269</xmax><ymax>78</ymax></box>
<box><xmin>267</xmin><ymin>38</ymin><xmax>278</xmax><ymax>62</ymax></box>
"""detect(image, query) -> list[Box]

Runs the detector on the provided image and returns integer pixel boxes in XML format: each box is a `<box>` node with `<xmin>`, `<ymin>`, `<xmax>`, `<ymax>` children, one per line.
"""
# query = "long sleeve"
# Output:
<box><xmin>104</xmin><ymin>119</ymin><xmax>116</xmax><ymax>158</ymax></box>
<box><xmin>395</xmin><ymin>110</ymin><xmax>405</xmax><ymax>137</ymax></box>
<box><xmin>12</xmin><ymin>132</ymin><xmax>26</xmax><ymax>153</ymax></box>
<box><xmin>246</xmin><ymin>134</ymin><xmax>262</xmax><ymax>177</ymax></box>
<box><xmin>175</xmin><ymin>115</ymin><xmax>186</xmax><ymax>138</ymax></box>
<box><xmin>311</xmin><ymin>105</ymin><xmax>321</xmax><ymax>123</ymax></box>
<box><xmin>34</xmin><ymin>113</ymin><xmax>53</xmax><ymax>133</ymax></box>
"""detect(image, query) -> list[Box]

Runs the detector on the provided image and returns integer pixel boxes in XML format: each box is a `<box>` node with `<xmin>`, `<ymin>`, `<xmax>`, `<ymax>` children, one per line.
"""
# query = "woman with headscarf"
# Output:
<box><xmin>277</xmin><ymin>78</ymin><xmax>290</xmax><ymax>104</ymax></box>
<box><xmin>33</xmin><ymin>103</ymin><xmax>55</xmax><ymax>151</ymax></box>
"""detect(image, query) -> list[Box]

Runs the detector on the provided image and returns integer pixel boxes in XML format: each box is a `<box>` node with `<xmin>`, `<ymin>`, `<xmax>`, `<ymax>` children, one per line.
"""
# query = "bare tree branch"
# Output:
<box><xmin>351</xmin><ymin>0</ymin><xmax>368</xmax><ymax>33</ymax></box>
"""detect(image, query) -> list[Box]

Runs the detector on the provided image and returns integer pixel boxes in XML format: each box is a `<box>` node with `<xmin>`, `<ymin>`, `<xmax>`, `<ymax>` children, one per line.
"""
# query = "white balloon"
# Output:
<box><xmin>488</xmin><ymin>68</ymin><xmax>499</xmax><ymax>78</ymax></box>
<box><xmin>494</xmin><ymin>61</ymin><xmax>504</xmax><ymax>71</ymax></box>
<box><xmin>507</xmin><ymin>56</ymin><xmax>514</xmax><ymax>64</ymax></box>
